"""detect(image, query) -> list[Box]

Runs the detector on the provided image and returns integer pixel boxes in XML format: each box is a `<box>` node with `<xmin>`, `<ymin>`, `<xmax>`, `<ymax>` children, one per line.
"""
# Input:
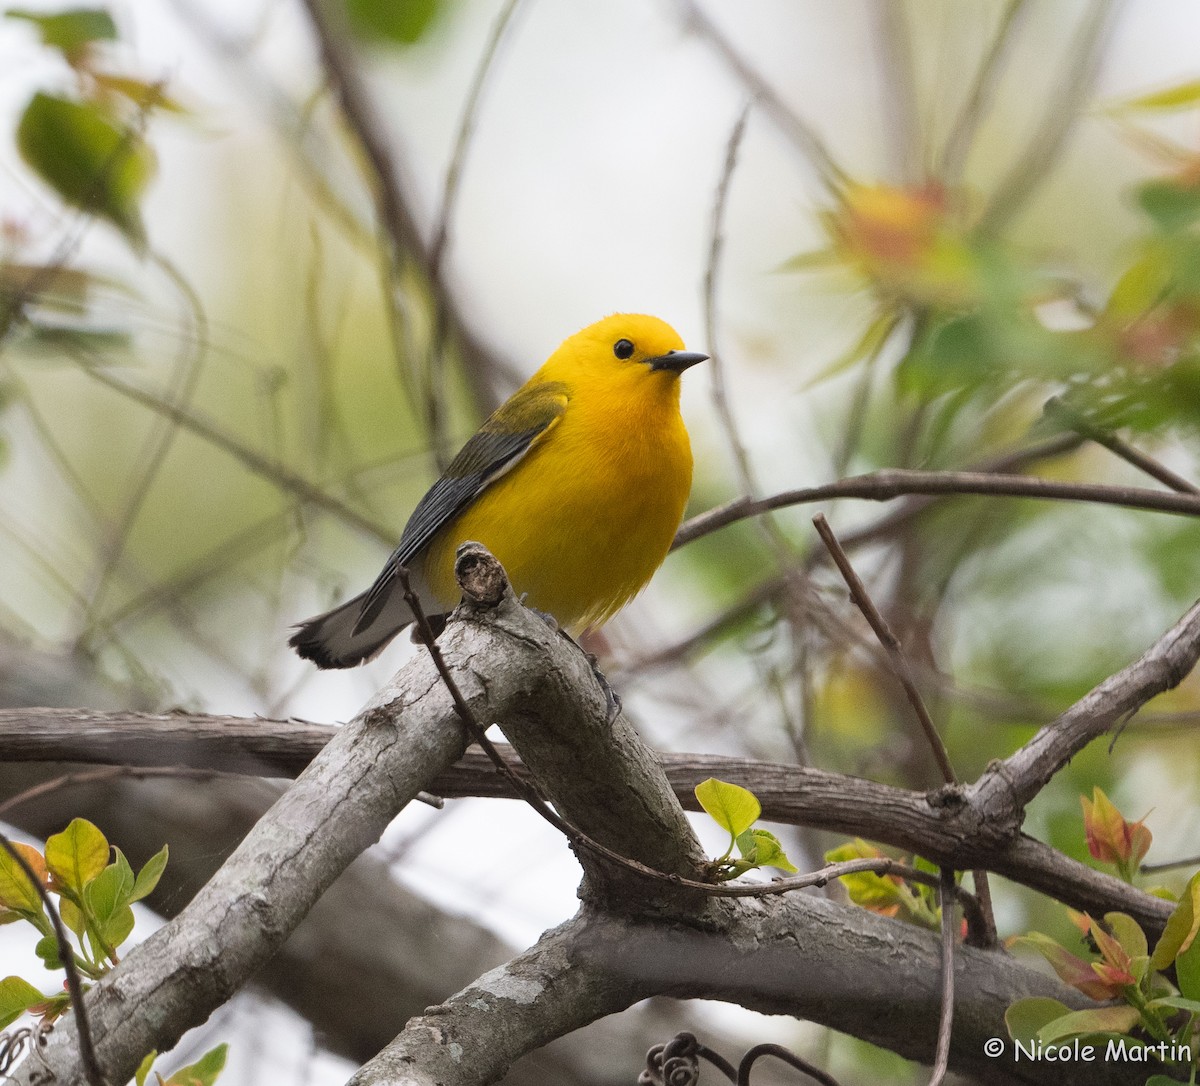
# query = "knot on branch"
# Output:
<box><xmin>926</xmin><ymin>783</ymin><xmax>967</xmax><ymax>810</ymax></box>
<box><xmin>454</xmin><ymin>541</ymin><xmax>509</xmax><ymax>610</ymax></box>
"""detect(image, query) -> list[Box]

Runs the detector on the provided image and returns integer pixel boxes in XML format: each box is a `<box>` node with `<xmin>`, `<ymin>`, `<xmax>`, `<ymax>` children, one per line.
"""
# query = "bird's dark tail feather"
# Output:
<box><xmin>290</xmin><ymin>587</ymin><xmax>444</xmax><ymax>669</ymax></box>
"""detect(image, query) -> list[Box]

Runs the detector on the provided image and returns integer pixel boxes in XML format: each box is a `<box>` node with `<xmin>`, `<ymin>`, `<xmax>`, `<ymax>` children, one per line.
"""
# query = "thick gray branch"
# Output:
<box><xmin>353</xmin><ymin>896</ymin><xmax>1138</xmax><ymax>1086</ymax></box>
<box><xmin>971</xmin><ymin>596</ymin><xmax>1200</xmax><ymax>821</ymax></box>
<box><xmin>1</xmin><ymin>712</ymin><xmax>1172</xmax><ymax>935</ymax></box>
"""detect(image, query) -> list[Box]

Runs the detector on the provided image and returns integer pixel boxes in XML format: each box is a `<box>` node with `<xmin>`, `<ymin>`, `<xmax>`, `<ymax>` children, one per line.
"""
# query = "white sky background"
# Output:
<box><xmin>5</xmin><ymin>1</ymin><xmax>1200</xmax><ymax>1083</ymax></box>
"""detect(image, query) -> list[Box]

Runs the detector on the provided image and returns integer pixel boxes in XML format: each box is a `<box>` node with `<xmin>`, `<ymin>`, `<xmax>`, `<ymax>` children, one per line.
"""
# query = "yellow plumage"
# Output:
<box><xmin>291</xmin><ymin>313</ymin><xmax>705</xmax><ymax>668</ymax></box>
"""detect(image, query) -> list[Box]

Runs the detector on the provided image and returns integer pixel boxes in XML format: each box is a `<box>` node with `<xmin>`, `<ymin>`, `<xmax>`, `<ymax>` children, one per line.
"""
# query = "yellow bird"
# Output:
<box><xmin>291</xmin><ymin>314</ymin><xmax>707</xmax><ymax>668</ymax></box>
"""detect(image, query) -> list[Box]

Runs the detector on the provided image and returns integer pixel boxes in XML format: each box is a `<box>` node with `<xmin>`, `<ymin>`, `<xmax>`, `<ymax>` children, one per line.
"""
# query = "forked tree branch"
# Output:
<box><xmin>7</xmin><ymin>556</ymin><xmax>1174</xmax><ymax>1086</ymax></box>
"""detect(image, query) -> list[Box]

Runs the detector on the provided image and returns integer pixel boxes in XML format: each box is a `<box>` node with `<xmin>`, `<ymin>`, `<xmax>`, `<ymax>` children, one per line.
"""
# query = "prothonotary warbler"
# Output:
<box><xmin>290</xmin><ymin>313</ymin><xmax>707</xmax><ymax>669</ymax></box>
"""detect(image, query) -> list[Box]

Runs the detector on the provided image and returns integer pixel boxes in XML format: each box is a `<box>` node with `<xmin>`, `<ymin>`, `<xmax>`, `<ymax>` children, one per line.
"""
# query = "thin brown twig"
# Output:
<box><xmin>927</xmin><ymin>866</ymin><xmax>957</xmax><ymax>1086</ymax></box>
<box><xmin>812</xmin><ymin>513</ymin><xmax>955</xmax><ymax>784</ymax></box>
<box><xmin>1045</xmin><ymin>400</ymin><xmax>1200</xmax><ymax>494</ymax></box>
<box><xmin>0</xmin><ymin>832</ymin><xmax>105</xmax><ymax>1086</ymax></box>
<box><xmin>812</xmin><ymin>513</ymin><xmax>999</xmax><ymax>944</ymax></box>
<box><xmin>82</xmin><ymin>253</ymin><xmax>206</xmax><ymax>629</ymax></box>
<box><xmin>78</xmin><ymin>362</ymin><xmax>395</xmax><ymax>544</ymax></box>
<box><xmin>671</xmin><ymin>0</ymin><xmax>846</xmax><ymax>192</ymax></box>
<box><xmin>0</xmin><ymin>765</ymin><xmax>220</xmax><ymax>820</ymax></box>
<box><xmin>936</xmin><ymin>0</ymin><xmax>1029</xmax><ymax>182</ymax></box>
<box><xmin>978</xmin><ymin>0</ymin><xmax>1118</xmax><ymax>233</ymax></box>
<box><xmin>298</xmin><ymin>0</ymin><xmax>510</xmax><ymax>426</ymax></box>
<box><xmin>423</xmin><ymin>0</ymin><xmax>524</xmax><ymax>444</ymax></box>
<box><xmin>674</xmin><ymin>467</ymin><xmax>1200</xmax><ymax>550</ymax></box>
<box><xmin>704</xmin><ymin>104</ymin><xmax>793</xmax><ymax>567</ymax></box>
<box><xmin>872</xmin><ymin>0</ymin><xmax>920</xmax><ymax>182</ymax></box>
<box><xmin>1140</xmin><ymin>854</ymin><xmax>1200</xmax><ymax>875</ymax></box>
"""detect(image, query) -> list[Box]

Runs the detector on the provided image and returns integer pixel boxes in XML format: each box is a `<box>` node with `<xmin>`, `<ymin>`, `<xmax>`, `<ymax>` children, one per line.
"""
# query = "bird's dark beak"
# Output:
<box><xmin>647</xmin><ymin>350</ymin><xmax>709</xmax><ymax>374</ymax></box>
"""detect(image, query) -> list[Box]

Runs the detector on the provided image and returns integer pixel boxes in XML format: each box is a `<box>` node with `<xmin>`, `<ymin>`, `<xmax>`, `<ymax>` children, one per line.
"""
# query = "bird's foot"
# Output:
<box><xmin>585</xmin><ymin>651</ymin><xmax>622</xmax><ymax>724</ymax></box>
<box><xmin>524</xmin><ymin>605</ymin><xmax>622</xmax><ymax>723</ymax></box>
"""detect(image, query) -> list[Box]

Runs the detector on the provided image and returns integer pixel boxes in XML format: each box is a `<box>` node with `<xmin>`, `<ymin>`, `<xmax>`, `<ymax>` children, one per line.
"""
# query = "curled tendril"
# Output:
<box><xmin>0</xmin><ymin>1021</ymin><xmax>51</xmax><ymax>1078</ymax></box>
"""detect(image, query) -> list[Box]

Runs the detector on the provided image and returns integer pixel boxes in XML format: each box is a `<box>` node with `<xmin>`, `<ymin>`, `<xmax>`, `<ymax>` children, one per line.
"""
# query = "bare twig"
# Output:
<box><xmin>872</xmin><ymin>0</ymin><xmax>920</xmax><ymax>181</ymax></box>
<box><xmin>675</xmin><ymin>467</ymin><xmax>1200</xmax><ymax>550</ymax></box>
<box><xmin>812</xmin><ymin>513</ymin><xmax>955</xmax><ymax>784</ymax></box>
<box><xmin>1141</xmin><ymin>854</ymin><xmax>1200</xmax><ymax>874</ymax></box>
<box><xmin>78</xmin><ymin>362</ymin><xmax>395</xmax><ymax>544</ymax></box>
<box><xmin>812</xmin><ymin>513</ymin><xmax>1000</xmax><ymax>944</ymax></box>
<box><xmin>979</xmin><ymin>0</ymin><xmax>1119</xmax><ymax>232</ymax></box>
<box><xmin>671</xmin><ymin>0</ymin><xmax>845</xmax><ymax>191</ymax></box>
<box><xmin>297</xmin><ymin>0</ymin><xmax>509</xmax><ymax>425</ymax></box>
<box><xmin>927</xmin><ymin>867</ymin><xmax>957</xmax><ymax>1086</ymax></box>
<box><xmin>937</xmin><ymin>0</ymin><xmax>1029</xmax><ymax>182</ymax></box>
<box><xmin>82</xmin><ymin>254</ymin><xmax>207</xmax><ymax>628</ymax></box>
<box><xmin>423</xmin><ymin>0</ymin><xmax>525</xmax><ymax>446</ymax></box>
<box><xmin>972</xmin><ymin>595</ymin><xmax>1200</xmax><ymax>817</ymax></box>
<box><xmin>1046</xmin><ymin>400</ymin><xmax>1200</xmax><ymax>494</ymax></box>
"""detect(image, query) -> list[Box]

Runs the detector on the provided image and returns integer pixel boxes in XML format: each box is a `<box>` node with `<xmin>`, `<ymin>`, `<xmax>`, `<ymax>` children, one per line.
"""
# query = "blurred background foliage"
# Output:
<box><xmin>3</xmin><ymin>0</ymin><xmax>1200</xmax><ymax>1082</ymax></box>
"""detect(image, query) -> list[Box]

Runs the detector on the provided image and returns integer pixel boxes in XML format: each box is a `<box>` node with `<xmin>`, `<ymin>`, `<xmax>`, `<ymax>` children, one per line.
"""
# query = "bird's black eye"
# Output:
<box><xmin>613</xmin><ymin>338</ymin><xmax>635</xmax><ymax>360</ymax></box>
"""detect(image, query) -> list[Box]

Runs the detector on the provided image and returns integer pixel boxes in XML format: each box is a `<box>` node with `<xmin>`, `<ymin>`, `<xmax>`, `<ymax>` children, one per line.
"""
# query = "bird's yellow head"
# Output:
<box><xmin>537</xmin><ymin>314</ymin><xmax>708</xmax><ymax>391</ymax></box>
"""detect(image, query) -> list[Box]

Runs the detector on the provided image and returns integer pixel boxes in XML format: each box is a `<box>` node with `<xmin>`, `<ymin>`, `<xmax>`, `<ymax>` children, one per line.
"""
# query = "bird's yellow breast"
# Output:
<box><xmin>421</xmin><ymin>364</ymin><xmax>692</xmax><ymax>630</ymax></box>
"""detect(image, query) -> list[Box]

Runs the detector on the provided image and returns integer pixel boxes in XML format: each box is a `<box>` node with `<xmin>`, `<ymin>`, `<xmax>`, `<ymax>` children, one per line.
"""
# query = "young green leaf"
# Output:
<box><xmin>1115</xmin><ymin>79</ymin><xmax>1200</xmax><ymax>113</ymax></box>
<box><xmin>1005</xmin><ymin>996</ymin><xmax>1074</xmax><ymax>1044</ymax></box>
<box><xmin>16</xmin><ymin>92</ymin><xmax>153</xmax><ymax>247</ymax></box>
<box><xmin>1037</xmin><ymin>1005</ymin><xmax>1141</xmax><ymax>1043</ymax></box>
<box><xmin>162</xmin><ymin>1042</ymin><xmax>228</xmax><ymax>1086</ymax></box>
<box><xmin>59</xmin><ymin>897</ymin><xmax>86</xmax><ymax>941</ymax></box>
<box><xmin>738</xmin><ymin>829</ymin><xmax>797</xmax><ymax>873</ymax></box>
<box><xmin>130</xmin><ymin>845</ymin><xmax>168</xmax><ymax>903</ymax></box>
<box><xmin>1149</xmin><ymin>870</ymin><xmax>1200</xmax><ymax>972</ymax></box>
<box><xmin>1176</xmin><ymin>921</ymin><xmax>1200</xmax><ymax>1001</ymax></box>
<box><xmin>134</xmin><ymin>1051</ymin><xmax>158</xmax><ymax>1086</ymax></box>
<box><xmin>84</xmin><ymin>849</ymin><xmax>135</xmax><ymax>927</ymax></box>
<box><xmin>44</xmin><ymin>817</ymin><xmax>108</xmax><ymax>902</ymax></box>
<box><xmin>34</xmin><ymin>934</ymin><xmax>65</xmax><ymax>969</ymax></box>
<box><xmin>0</xmin><ymin>975</ymin><xmax>45</xmax><ymax>1031</ymax></box>
<box><xmin>5</xmin><ymin>8</ymin><xmax>117</xmax><ymax>54</ymax></box>
<box><xmin>345</xmin><ymin>0</ymin><xmax>442</xmax><ymax>44</ymax></box>
<box><xmin>694</xmin><ymin>779</ymin><xmax>761</xmax><ymax>839</ymax></box>
<box><xmin>0</xmin><ymin>842</ymin><xmax>48</xmax><ymax>920</ymax></box>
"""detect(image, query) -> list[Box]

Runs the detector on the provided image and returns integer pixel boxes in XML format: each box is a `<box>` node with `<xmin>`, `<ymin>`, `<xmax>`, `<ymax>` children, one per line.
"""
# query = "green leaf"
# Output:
<box><xmin>5</xmin><ymin>8</ymin><xmax>117</xmax><ymax>53</ymax></box>
<box><xmin>346</xmin><ymin>0</ymin><xmax>443</xmax><ymax>44</ymax></box>
<box><xmin>0</xmin><ymin>975</ymin><xmax>45</xmax><ymax>1031</ymax></box>
<box><xmin>694</xmin><ymin>779</ymin><xmax>761</xmax><ymax>839</ymax></box>
<box><xmin>1177</xmin><ymin>921</ymin><xmax>1200</xmax><ymax>1001</ymax></box>
<box><xmin>737</xmin><ymin>829</ymin><xmax>797</xmax><ymax>873</ymax></box>
<box><xmin>84</xmin><ymin>849</ymin><xmax>135</xmax><ymax>928</ymax></box>
<box><xmin>96</xmin><ymin>904</ymin><xmax>134</xmax><ymax>954</ymax></box>
<box><xmin>1149</xmin><ymin>871</ymin><xmax>1200</xmax><ymax>971</ymax></box>
<box><xmin>34</xmin><ymin>934</ymin><xmax>65</xmax><ymax>969</ymax></box>
<box><xmin>1137</xmin><ymin>179</ymin><xmax>1200</xmax><ymax>233</ymax></box>
<box><xmin>1005</xmin><ymin>997</ymin><xmax>1073</xmax><ymax>1043</ymax></box>
<box><xmin>0</xmin><ymin>842</ymin><xmax>47</xmax><ymax>918</ymax></box>
<box><xmin>1038</xmin><ymin>1004</ymin><xmax>1140</xmax><ymax>1043</ymax></box>
<box><xmin>1146</xmin><ymin>996</ymin><xmax>1200</xmax><ymax>1013</ymax></box>
<box><xmin>162</xmin><ymin>1042</ymin><xmax>227</xmax><ymax>1086</ymax></box>
<box><xmin>16</xmin><ymin>92</ymin><xmax>153</xmax><ymax>246</ymax></box>
<box><xmin>130</xmin><ymin>845</ymin><xmax>168</xmax><ymax>903</ymax></box>
<box><xmin>1104</xmin><ymin>912</ymin><xmax>1148</xmax><ymax>961</ymax></box>
<box><xmin>134</xmin><ymin>1051</ymin><xmax>158</xmax><ymax>1086</ymax></box>
<box><xmin>1117</xmin><ymin>79</ymin><xmax>1200</xmax><ymax>112</ymax></box>
<box><xmin>44</xmin><ymin>818</ymin><xmax>108</xmax><ymax>902</ymax></box>
<box><xmin>59</xmin><ymin>897</ymin><xmax>86</xmax><ymax>941</ymax></box>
